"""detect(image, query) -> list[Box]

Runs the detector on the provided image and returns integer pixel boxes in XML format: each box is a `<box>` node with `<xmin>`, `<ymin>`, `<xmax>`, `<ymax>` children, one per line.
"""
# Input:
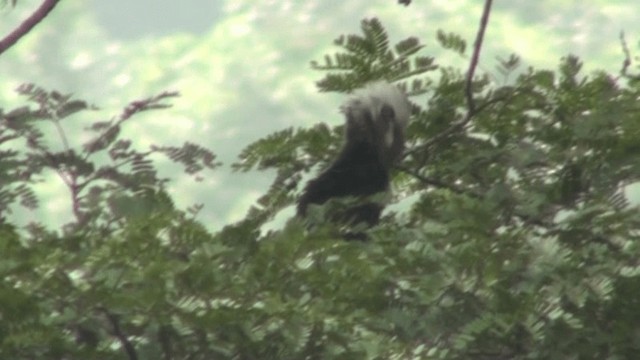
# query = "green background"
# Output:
<box><xmin>1</xmin><ymin>0</ymin><xmax>637</xmax><ymax>230</ymax></box>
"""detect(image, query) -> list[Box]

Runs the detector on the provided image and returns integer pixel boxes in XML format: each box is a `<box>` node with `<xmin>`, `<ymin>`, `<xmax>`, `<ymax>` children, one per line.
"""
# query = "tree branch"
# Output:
<box><xmin>398</xmin><ymin>165</ymin><xmax>552</xmax><ymax>228</ymax></box>
<box><xmin>82</xmin><ymin>91</ymin><xmax>179</xmax><ymax>156</ymax></box>
<box><xmin>0</xmin><ymin>0</ymin><xmax>62</xmax><ymax>56</ymax></box>
<box><xmin>421</xmin><ymin>0</ymin><xmax>493</xmax><ymax>149</ymax></box>
<box><xmin>101</xmin><ymin>308</ymin><xmax>138</xmax><ymax>360</ymax></box>
<box><xmin>397</xmin><ymin>165</ymin><xmax>481</xmax><ymax>198</ymax></box>
<box><xmin>465</xmin><ymin>0</ymin><xmax>493</xmax><ymax>116</ymax></box>
<box><xmin>619</xmin><ymin>31</ymin><xmax>632</xmax><ymax>77</ymax></box>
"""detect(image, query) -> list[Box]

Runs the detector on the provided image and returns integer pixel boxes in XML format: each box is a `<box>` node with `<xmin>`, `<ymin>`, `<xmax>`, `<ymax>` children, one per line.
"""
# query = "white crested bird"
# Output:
<box><xmin>297</xmin><ymin>81</ymin><xmax>411</xmax><ymax>238</ymax></box>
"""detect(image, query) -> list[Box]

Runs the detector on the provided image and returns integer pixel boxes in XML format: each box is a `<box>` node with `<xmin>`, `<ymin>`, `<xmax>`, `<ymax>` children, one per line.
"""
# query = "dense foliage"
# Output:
<box><xmin>2</xmin><ymin>15</ymin><xmax>640</xmax><ymax>360</ymax></box>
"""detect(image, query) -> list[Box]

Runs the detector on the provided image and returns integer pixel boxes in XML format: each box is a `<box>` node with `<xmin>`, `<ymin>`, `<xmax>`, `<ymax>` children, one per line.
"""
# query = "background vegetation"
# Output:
<box><xmin>1</xmin><ymin>0</ymin><xmax>638</xmax><ymax>229</ymax></box>
<box><xmin>1</xmin><ymin>1</ymin><xmax>640</xmax><ymax>359</ymax></box>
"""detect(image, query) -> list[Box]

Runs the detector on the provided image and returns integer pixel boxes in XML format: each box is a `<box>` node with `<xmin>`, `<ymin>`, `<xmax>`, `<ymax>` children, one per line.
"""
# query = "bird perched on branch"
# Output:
<box><xmin>297</xmin><ymin>81</ymin><xmax>410</xmax><ymax>238</ymax></box>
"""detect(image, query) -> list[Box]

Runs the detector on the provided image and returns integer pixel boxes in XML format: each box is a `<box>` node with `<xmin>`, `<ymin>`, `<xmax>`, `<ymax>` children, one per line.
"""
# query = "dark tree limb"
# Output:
<box><xmin>100</xmin><ymin>308</ymin><xmax>138</xmax><ymax>360</ymax></box>
<box><xmin>0</xmin><ymin>0</ymin><xmax>62</xmax><ymax>56</ymax></box>
<box><xmin>464</xmin><ymin>0</ymin><xmax>493</xmax><ymax>116</ymax></box>
<box><xmin>619</xmin><ymin>31</ymin><xmax>632</xmax><ymax>77</ymax></box>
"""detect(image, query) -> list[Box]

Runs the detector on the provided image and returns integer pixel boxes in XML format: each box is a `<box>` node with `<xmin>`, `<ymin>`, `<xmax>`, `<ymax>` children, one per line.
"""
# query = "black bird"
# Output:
<box><xmin>297</xmin><ymin>81</ymin><xmax>410</xmax><ymax>236</ymax></box>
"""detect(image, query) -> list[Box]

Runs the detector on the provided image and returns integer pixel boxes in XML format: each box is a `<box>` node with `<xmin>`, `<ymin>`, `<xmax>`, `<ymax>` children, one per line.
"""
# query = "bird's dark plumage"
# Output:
<box><xmin>297</xmin><ymin>81</ymin><xmax>410</xmax><ymax>233</ymax></box>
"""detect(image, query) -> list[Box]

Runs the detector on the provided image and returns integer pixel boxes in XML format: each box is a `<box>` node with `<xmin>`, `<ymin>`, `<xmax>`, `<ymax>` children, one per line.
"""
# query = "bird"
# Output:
<box><xmin>297</xmin><ymin>81</ymin><xmax>410</xmax><ymax>238</ymax></box>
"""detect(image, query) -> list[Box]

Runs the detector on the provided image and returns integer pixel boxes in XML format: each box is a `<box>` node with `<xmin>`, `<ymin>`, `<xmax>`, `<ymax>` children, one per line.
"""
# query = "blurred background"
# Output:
<box><xmin>0</xmin><ymin>0</ymin><xmax>637</xmax><ymax>231</ymax></box>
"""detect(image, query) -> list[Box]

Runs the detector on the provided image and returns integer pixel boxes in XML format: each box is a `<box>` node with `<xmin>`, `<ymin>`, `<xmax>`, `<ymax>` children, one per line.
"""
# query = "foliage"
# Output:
<box><xmin>2</xmin><ymin>15</ymin><xmax>640</xmax><ymax>360</ymax></box>
<box><xmin>310</xmin><ymin>18</ymin><xmax>436</xmax><ymax>93</ymax></box>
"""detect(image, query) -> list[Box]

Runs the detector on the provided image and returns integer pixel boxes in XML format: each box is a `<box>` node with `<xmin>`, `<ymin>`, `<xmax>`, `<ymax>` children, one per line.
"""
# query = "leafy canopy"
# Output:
<box><xmin>1</xmin><ymin>17</ymin><xmax>640</xmax><ymax>360</ymax></box>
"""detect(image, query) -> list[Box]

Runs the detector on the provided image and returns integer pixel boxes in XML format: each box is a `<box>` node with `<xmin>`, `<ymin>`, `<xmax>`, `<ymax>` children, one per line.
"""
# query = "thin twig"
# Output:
<box><xmin>0</xmin><ymin>0</ymin><xmax>62</xmax><ymax>56</ymax></box>
<box><xmin>398</xmin><ymin>165</ymin><xmax>481</xmax><ymax>198</ymax></box>
<box><xmin>619</xmin><ymin>31</ymin><xmax>632</xmax><ymax>77</ymax></box>
<box><xmin>51</xmin><ymin>119</ymin><xmax>70</xmax><ymax>152</ymax></box>
<box><xmin>402</xmin><ymin>89</ymin><xmax>517</xmax><ymax>162</ymax></box>
<box><xmin>421</xmin><ymin>0</ymin><xmax>493</xmax><ymax>149</ymax></box>
<box><xmin>83</xmin><ymin>91</ymin><xmax>179</xmax><ymax>157</ymax></box>
<box><xmin>465</xmin><ymin>0</ymin><xmax>493</xmax><ymax>116</ymax></box>
<box><xmin>49</xmin><ymin>117</ymin><xmax>83</xmax><ymax>221</ymax></box>
<box><xmin>69</xmin><ymin>180</ymin><xmax>82</xmax><ymax>222</ymax></box>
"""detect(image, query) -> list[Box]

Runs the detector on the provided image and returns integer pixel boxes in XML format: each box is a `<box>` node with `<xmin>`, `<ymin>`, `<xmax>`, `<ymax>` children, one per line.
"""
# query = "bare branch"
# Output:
<box><xmin>0</xmin><ymin>0</ymin><xmax>62</xmax><ymax>56</ymax></box>
<box><xmin>398</xmin><ymin>165</ymin><xmax>481</xmax><ymax>198</ymax></box>
<box><xmin>619</xmin><ymin>31</ymin><xmax>632</xmax><ymax>77</ymax></box>
<box><xmin>417</xmin><ymin>0</ymin><xmax>493</xmax><ymax>151</ymax></box>
<box><xmin>100</xmin><ymin>308</ymin><xmax>139</xmax><ymax>360</ymax></box>
<box><xmin>465</xmin><ymin>0</ymin><xmax>493</xmax><ymax>116</ymax></box>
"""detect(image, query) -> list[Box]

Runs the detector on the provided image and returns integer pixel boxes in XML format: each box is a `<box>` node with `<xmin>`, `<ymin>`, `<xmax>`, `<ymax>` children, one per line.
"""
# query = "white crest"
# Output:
<box><xmin>342</xmin><ymin>81</ymin><xmax>411</xmax><ymax>128</ymax></box>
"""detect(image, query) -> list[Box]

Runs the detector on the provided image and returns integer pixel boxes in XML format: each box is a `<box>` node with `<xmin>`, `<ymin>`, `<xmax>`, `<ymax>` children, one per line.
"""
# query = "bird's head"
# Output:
<box><xmin>340</xmin><ymin>81</ymin><xmax>411</xmax><ymax>166</ymax></box>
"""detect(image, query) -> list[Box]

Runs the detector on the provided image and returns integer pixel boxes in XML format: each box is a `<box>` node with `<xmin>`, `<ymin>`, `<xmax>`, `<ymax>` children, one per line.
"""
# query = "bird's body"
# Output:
<box><xmin>297</xmin><ymin>81</ymin><xmax>410</xmax><ymax>232</ymax></box>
